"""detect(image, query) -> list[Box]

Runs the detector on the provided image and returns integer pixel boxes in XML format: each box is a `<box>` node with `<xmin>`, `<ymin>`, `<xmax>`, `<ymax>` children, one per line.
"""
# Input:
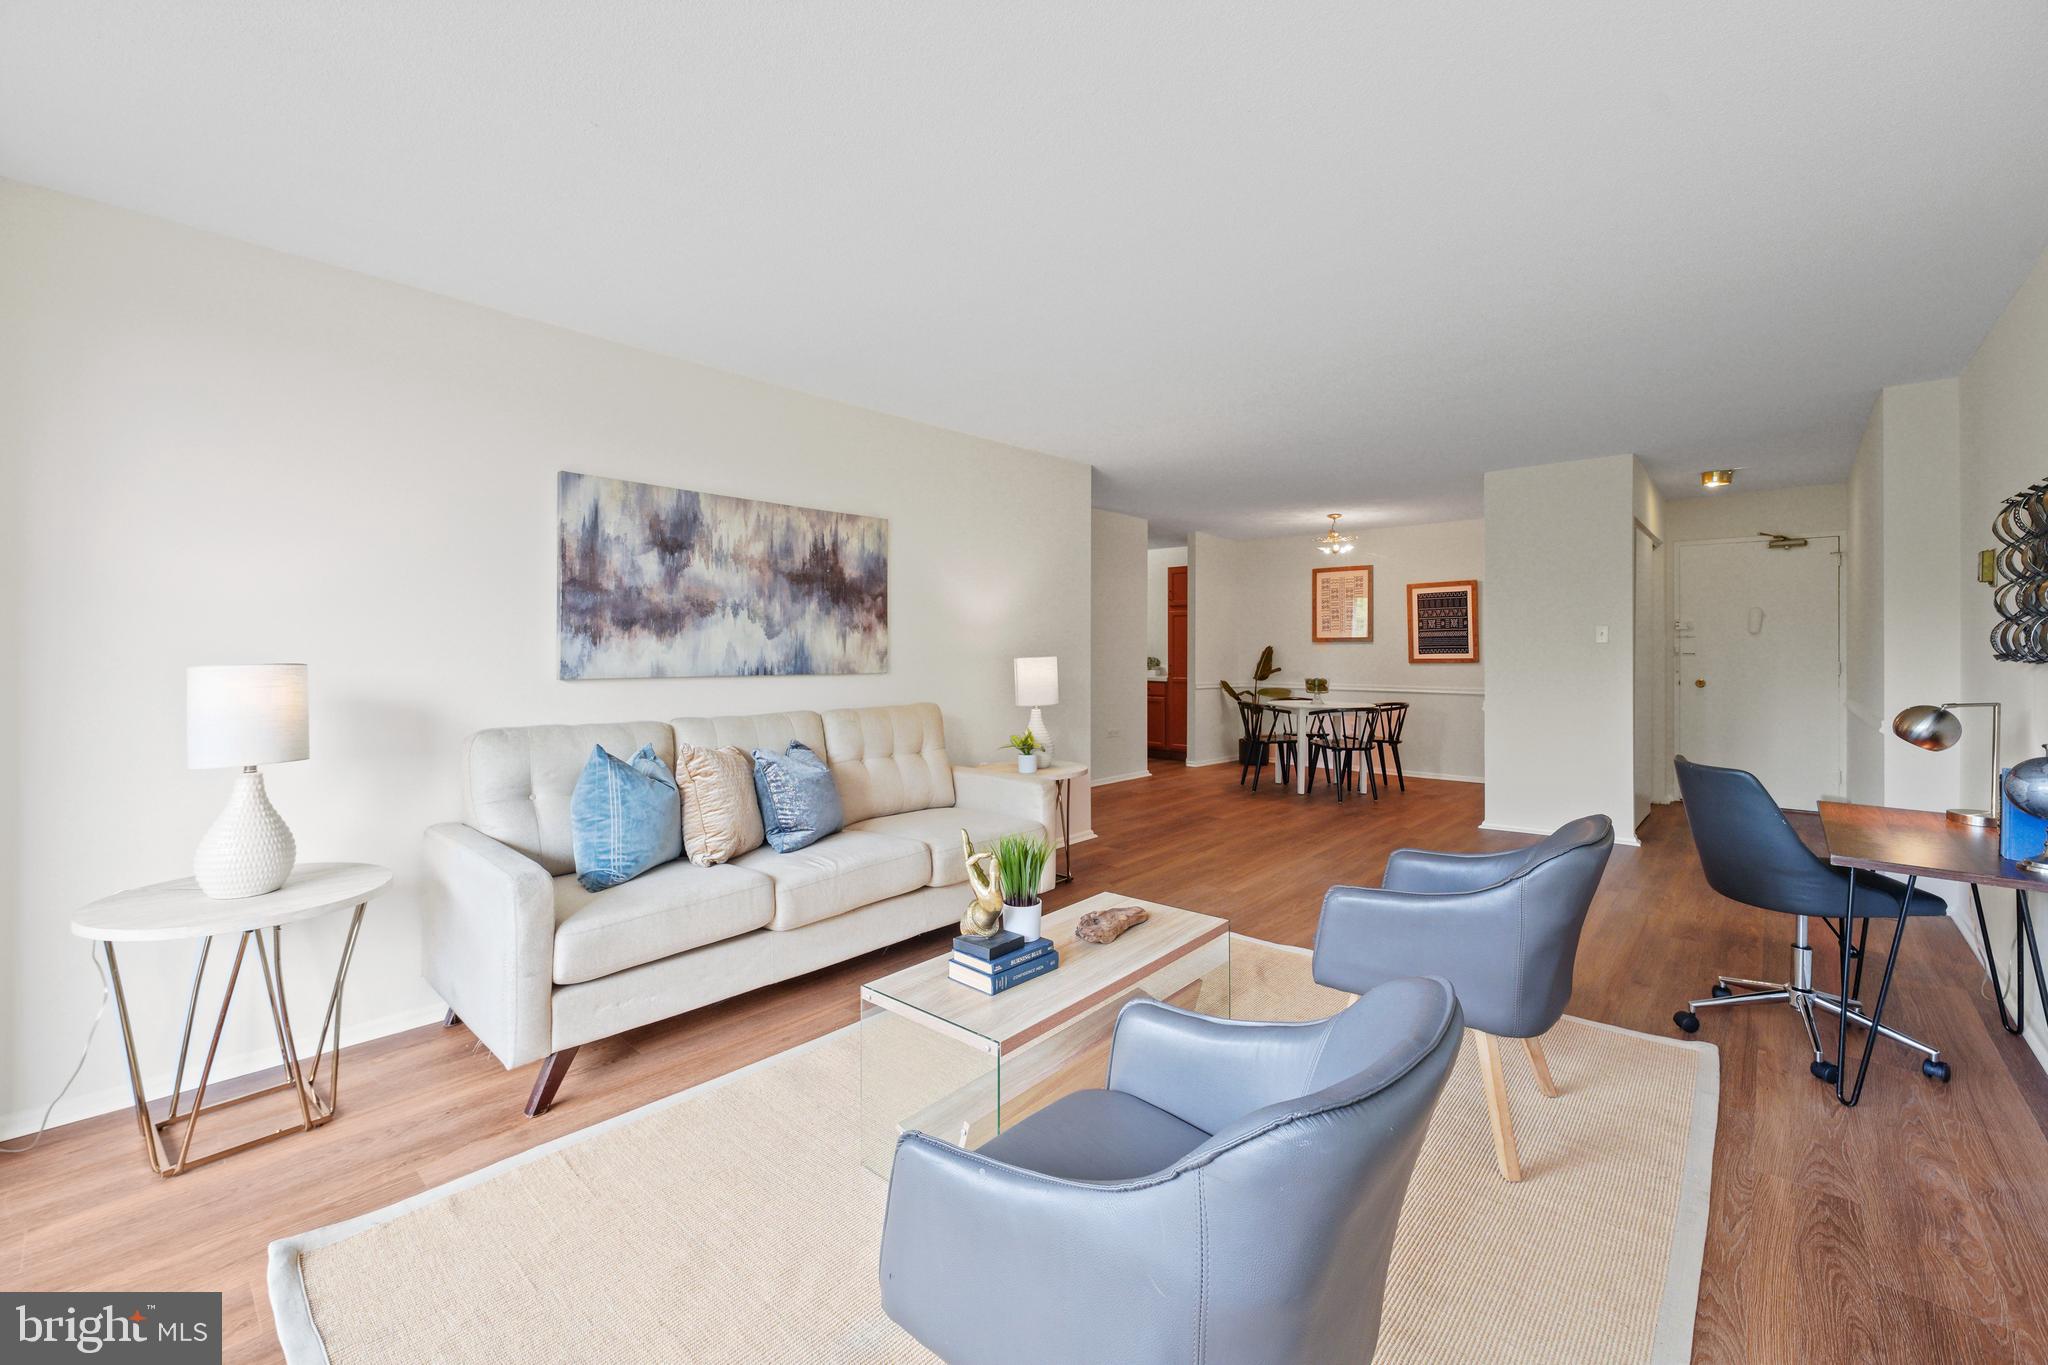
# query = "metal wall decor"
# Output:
<box><xmin>1991</xmin><ymin>480</ymin><xmax>2048</xmax><ymax>662</ymax></box>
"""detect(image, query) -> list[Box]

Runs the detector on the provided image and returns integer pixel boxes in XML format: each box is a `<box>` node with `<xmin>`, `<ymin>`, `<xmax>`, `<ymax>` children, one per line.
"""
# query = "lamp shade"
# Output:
<box><xmin>187</xmin><ymin>664</ymin><xmax>309</xmax><ymax>769</ymax></box>
<box><xmin>1891</xmin><ymin>704</ymin><xmax>1961</xmax><ymax>752</ymax></box>
<box><xmin>1013</xmin><ymin>656</ymin><xmax>1059</xmax><ymax>708</ymax></box>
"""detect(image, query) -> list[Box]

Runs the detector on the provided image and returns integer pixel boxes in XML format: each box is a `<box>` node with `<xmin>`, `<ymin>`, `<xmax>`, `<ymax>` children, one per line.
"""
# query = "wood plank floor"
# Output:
<box><xmin>5</xmin><ymin>760</ymin><xmax>2047</xmax><ymax>1362</ymax></box>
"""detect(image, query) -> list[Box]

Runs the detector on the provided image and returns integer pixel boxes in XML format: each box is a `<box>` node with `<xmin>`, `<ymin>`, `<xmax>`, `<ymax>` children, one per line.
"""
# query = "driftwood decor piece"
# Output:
<box><xmin>1074</xmin><ymin>905</ymin><xmax>1149</xmax><ymax>944</ymax></box>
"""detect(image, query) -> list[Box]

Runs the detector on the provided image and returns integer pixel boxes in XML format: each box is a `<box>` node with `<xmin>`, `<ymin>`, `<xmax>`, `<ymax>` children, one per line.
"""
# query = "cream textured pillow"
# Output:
<box><xmin>676</xmin><ymin>745</ymin><xmax>767</xmax><ymax>866</ymax></box>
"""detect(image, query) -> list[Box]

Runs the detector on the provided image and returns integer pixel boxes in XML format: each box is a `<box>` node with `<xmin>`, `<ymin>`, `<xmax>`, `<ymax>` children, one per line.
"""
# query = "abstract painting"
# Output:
<box><xmin>557</xmin><ymin>471</ymin><xmax>888</xmax><ymax>679</ymax></box>
<box><xmin>1406</xmin><ymin>579</ymin><xmax>1479</xmax><ymax>663</ymax></box>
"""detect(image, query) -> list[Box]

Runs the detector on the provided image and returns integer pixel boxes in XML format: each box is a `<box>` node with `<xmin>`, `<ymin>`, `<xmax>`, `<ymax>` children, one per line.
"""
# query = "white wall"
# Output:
<box><xmin>1145</xmin><ymin>546</ymin><xmax>1186</xmax><ymax>674</ymax></box>
<box><xmin>1957</xmin><ymin>241</ymin><xmax>2048</xmax><ymax>1073</ymax></box>
<box><xmin>1174</xmin><ymin>520</ymin><xmax>1485</xmax><ymax>781</ymax></box>
<box><xmin>1844</xmin><ymin>381</ymin><xmax>1967</xmax><ymax>814</ymax></box>
<box><xmin>1186</xmin><ymin>532</ymin><xmax>1242</xmax><ymax>765</ymax></box>
<box><xmin>1484</xmin><ymin>454</ymin><xmax>1643</xmax><ymax>838</ymax></box>
<box><xmin>1090</xmin><ymin>510</ymin><xmax>1149</xmax><ymax>784</ymax></box>
<box><xmin>0</xmin><ymin>182</ymin><xmax>1095</xmax><ymax>1137</ymax></box>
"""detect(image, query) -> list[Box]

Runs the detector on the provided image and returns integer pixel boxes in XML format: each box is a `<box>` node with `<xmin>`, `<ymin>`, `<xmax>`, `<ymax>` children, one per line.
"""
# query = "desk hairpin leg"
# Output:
<box><xmin>1971</xmin><ymin>884</ymin><xmax>2046</xmax><ymax>1036</ymax></box>
<box><xmin>1833</xmin><ymin>869</ymin><xmax>1926</xmax><ymax>1108</ymax></box>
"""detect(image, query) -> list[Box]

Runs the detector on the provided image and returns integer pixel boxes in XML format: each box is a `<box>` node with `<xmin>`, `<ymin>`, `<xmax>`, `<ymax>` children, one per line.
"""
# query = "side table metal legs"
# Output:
<box><xmin>102</xmin><ymin>902</ymin><xmax>366</xmax><ymax>1176</ymax></box>
<box><xmin>1053</xmin><ymin>776</ymin><xmax>1074</xmax><ymax>885</ymax></box>
<box><xmin>1971</xmin><ymin>885</ymin><xmax>2047</xmax><ymax>1035</ymax></box>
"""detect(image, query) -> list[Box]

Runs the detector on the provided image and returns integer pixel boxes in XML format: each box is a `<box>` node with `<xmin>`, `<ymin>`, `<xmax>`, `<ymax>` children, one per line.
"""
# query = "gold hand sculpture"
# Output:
<box><xmin>960</xmin><ymin>830</ymin><xmax>1005</xmax><ymax>938</ymax></box>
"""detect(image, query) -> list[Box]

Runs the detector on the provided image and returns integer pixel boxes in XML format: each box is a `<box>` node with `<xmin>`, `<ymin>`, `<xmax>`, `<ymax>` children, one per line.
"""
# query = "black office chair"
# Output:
<box><xmin>1672</xmin><ymin>756</ymin><xmax>1951</xmax><ymax>1084</ymax></box>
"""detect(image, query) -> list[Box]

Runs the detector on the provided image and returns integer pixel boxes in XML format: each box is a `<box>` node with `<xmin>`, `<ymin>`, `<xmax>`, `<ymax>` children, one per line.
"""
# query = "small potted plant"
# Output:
<box><xmin>993</xmin><ymin>832</ymin><xmax>1050</xmax><ymax>940</ymax></box>
<box><xmin>1305</xmin><ymin>676</ymin><xmax>1330</xmax><ymax>699</ymax></box>
<box><xmin>1006</xmin><ymin>730</ymin><xmax>1041</xmax><ymax>773</ymax></box>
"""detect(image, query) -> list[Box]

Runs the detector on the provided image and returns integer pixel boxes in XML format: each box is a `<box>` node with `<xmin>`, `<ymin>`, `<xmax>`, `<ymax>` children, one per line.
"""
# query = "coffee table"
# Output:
<box><xmin>856</xmin><ymin>892</ymin><xmax>1230</xmax><ymax>1176</ymax></box>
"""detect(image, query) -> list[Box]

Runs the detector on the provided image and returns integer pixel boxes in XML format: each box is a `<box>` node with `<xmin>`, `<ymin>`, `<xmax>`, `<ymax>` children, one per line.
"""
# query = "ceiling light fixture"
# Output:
<box><xmin>1315</xmin><ymin>513</ymin><xmax>1355</xmax><ymax>555</ymax></box>
<box><xmin>1701</xmin><ymin>469</ymin><xmax>1735</xmax><ymax>490</ymax></box>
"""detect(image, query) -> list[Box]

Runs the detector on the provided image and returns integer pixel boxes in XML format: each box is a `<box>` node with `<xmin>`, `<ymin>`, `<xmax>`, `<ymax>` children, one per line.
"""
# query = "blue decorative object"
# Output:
<box><xmin>570</xmin><ymin>744</ymin><xmax>683</xmax><ymax>891</ymax></box>
<box><xmin>752</xmin><ymin>741</ymin><xmax>844</xmax><ymax>853</ymax></box>
<box><xmin>2002</xmin><ymin>752</ymin><xmax>2048</xmax><ymax>863</ymax></box>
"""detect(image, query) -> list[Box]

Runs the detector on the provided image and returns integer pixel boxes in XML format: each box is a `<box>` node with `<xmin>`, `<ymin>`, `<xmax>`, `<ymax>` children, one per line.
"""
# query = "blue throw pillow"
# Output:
<box><xmin>751</xmin><ymin>740</ymin><xmax>844</xmax><ymax>853</ymax></box>
<box><xmin>570</xmin><ymin>743</ymin><xmax>683</xmax><ymax>891</ymax></box>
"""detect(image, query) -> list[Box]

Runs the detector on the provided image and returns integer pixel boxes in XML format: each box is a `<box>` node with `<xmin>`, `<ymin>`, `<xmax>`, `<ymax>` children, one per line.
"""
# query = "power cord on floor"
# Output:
<box><xmin>0</xmin><ymin>941</ymin><xmax>110</xmax><ymax>1154</ymax></box>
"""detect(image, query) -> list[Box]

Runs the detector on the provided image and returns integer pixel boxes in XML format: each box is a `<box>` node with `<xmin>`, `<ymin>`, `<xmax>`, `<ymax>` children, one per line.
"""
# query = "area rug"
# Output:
<box><xmin>269</xmin><ymin>936</ymin><xmax>1716</xmax><ymax>1364</ymax></box>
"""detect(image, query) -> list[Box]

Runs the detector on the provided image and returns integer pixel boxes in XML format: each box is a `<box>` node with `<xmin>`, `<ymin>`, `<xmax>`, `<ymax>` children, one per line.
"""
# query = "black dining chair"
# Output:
<box><xmin>1230</xmin><ymin>694</ymin><xmax>1291</xmax><ymax>791</ymax></box>
<box><xmin>1672</xmin><ymin>755</ymin><xmax>1949</xmax><ymax>1084</ymax></box>
<box><xmin>1371</xmin><ymin>702</ymin><xmax>1410</xmax><ymax>792</ymax></box>
<box><xmin>1307</xmin><ymin>707</ymin><xmax>1377</xmax><ymax>802</ymax></box>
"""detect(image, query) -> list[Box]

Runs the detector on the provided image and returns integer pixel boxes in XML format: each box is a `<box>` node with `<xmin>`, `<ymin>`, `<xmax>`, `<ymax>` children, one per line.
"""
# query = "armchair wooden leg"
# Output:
<box><xmin>1475</xmin><ymin>1032</ymin><xmax>1522</xmax><ymax>1182</ymax></box>
<box><xmin>1524</xmin><ymin>1035</ymin><xmax>1561</xmax><ymax>1098</ymax></box>
<box><xmin>525</xmin><ymin>1046</ymin><xmax>579</xmax><ymax>1118</ymax></box>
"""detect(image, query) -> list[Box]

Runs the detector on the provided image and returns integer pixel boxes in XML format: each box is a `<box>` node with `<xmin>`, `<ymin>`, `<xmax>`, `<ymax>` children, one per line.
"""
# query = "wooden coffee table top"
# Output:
<box><xmin>860</xmin><ymin>892</ymin><xmax>1228</xmax><ymax>1056</ymax></box>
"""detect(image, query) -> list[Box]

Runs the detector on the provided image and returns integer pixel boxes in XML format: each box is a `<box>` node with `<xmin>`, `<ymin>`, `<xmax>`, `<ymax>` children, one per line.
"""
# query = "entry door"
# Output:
<box><xmin>1674</xmin><ymin>536</ymin><xmax>1842</xmax><ymax>810</ymax></box>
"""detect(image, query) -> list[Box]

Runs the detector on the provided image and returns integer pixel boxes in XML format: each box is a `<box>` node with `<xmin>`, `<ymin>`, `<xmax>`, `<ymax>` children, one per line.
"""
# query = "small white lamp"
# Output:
<box><xmin>1013</xmin><ymin>656</ymin><xmax>1059</xmax><ymax>758</ymax></box>
<box><xmin>188</xmin><ymin>664</ymin><xmax>309</xmax><ymax>899</ymax></box>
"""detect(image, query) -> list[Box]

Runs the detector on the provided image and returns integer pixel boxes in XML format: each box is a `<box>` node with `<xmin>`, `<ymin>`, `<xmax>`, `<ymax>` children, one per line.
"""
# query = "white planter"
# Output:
<box><xmin>1002</xmin><ymin>898</ymin><xmax>1043</xmax><ymax>941</ymax></box>
<box><xmin>1017</xmin><ymin>753</ymin><xmax>1039</xmax><ymax>773</ymax></box>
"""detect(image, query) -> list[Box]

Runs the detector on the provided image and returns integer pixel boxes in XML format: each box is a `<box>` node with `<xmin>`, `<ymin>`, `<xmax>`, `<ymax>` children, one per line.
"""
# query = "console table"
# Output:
<box><xmin>70</xmin><ymin>862</ymin><xmax>391</xmax><ymax>1176</ymax></box>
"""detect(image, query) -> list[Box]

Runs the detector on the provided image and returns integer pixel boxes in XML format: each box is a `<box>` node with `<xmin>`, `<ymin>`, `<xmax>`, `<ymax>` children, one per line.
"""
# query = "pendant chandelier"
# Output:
<box><xmin>1314</xmin><ymin>513</ymin><xmax>1355</xmax><ymax>555</ymax></box>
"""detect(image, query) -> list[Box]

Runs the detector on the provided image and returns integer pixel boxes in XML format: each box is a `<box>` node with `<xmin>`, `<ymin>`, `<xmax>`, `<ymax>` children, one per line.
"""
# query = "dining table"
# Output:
<box><xmin>1259</xmin><ymin>696</ymin><xmax>1336</xmax><ymax>795</ymax></box>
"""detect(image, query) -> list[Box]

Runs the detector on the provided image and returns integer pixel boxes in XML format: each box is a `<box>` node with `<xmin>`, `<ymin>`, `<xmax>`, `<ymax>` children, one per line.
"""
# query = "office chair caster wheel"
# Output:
<box><xmin>1811</xmin><ymin>1060</ymin><xmax>1839</xmax><ymax>1084</ymax></box>
<box><xmin>1922</xmin><ymin>1059</ymin><xmax>1951</xmax><ymax>1083</ymax></box>
<box><xmin>1710</xmin><ymin>983</ymin><xmax>1733</xmax><ymax>998</ymax></box>
<box><xmin>1673</xmin><ymin>1011</ymin><xmax>1699</xmax><ymax>1033</ymax></box>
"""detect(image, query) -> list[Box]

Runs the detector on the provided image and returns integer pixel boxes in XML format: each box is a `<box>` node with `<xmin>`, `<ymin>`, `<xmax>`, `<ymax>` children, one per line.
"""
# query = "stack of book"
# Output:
<box><xmin>948</xmin><ymin>930</ymin><xmax>1059</xmax><ymax>995</ymax></box>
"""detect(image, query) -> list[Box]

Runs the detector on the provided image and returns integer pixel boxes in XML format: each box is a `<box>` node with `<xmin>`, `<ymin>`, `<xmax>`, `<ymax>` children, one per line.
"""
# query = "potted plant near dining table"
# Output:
<box><xmin>993</xmin><ymin>832</ymin><xmax>1050</xmax><ymax>941</ymax></box>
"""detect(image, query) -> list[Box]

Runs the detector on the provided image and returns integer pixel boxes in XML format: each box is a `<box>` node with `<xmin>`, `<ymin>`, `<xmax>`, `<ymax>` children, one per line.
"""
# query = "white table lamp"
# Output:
<box><xmin>188</xmin><ymin>663</ymin><xmax>309</xmax><ymax>899</ymax></box>
<box><xmin>1013</xmin><ymin>656</ymin><xmax>1059</xmax><ymax>756</ymax></box>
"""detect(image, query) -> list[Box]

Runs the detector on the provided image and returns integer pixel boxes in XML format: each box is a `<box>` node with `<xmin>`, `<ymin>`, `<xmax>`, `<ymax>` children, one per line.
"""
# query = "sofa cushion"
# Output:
<box><xmin>848</xmin><ymin>805</ymin><xmax>1050</xmax><ymax>887</ymax></box>
<box><xmin>821</xmin><ymin>704</ymin><xmax>954</xmax><ymax>824</ymax></box>
<box><xmin>569</xmin><ymin>743</ymin><xmax>683</xmax><ymax>891</ymax></box>
<box><xmin>551</xmin><ymin>860</ymin><xmax>774</xmax><ymax>985</ymax></box>
<box><xmin>466</xmin><ymin>721</ymin><xmax>676</xmax><ymax>876</ymax></box>
<box><xmin>751</xmin><ymin>741</ymin><xmax>846</xmax><ymax>853</ymax></box>
<box><xmin>975</xmin><ymin>1089</ymin><xmax>1210</xmax><ymax>1182</ymax></box>
<box><xmin>673</xmin><ymin>710</ymin><xmax>827</xmax><ymax>758</ymax></box>
<box><xmin>676</xmin><ymin>744</ymin><xmax>766</xmax><ymax>866</ymax></box>
<box><xmin>731</xmin><ymin>830</ymin><xmax>931</xmax><ymax>931</ymax></box>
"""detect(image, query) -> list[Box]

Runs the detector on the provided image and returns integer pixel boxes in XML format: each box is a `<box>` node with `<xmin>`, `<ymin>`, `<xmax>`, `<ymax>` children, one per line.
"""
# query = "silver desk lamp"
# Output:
<box><xmin>1891</xmin><ymin>702</ymin><xmax>2001</xmax><ymax>827</ymax></box>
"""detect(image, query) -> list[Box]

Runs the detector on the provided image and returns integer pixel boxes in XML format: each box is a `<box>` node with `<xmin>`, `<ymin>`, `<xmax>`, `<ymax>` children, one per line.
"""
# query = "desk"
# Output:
<box><xmin>1817</xmin><ymin>803</ymin><xmax>2046</xmax><ymax>1106</ymax></box>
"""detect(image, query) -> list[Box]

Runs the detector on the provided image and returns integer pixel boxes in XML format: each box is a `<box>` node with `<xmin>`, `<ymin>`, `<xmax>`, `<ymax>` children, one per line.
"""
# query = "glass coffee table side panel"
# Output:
<box><xmin>857</xmin><ymin>1000</ymin><xmax>998</xmax><ymax>1178</ymax></box>
<box><xmin>968</xmin><ymin>934</ymin><xmax>1235</xmax><ymax>1140</ymax></box>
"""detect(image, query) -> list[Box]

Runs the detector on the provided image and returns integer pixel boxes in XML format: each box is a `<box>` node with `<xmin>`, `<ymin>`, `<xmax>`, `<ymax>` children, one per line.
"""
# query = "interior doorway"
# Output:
<box><xmin>1673</xmin><ymin>535</ymin><xmax>1844</xmax><ymax>810</ymax></box>
<box><xmin>1146</xmin><ymin>546</ymin><xmax>1189</xmax><ymax>760</ymax></box>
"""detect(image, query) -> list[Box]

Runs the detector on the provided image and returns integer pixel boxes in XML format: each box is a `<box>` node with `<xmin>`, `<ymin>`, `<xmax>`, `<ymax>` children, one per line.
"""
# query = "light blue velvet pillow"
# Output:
<box><xmin>751</xmin><ymin>740</ymin><xmax>844</xmax><ymax>853</ymax></box>
<box><xmin>570</xmin><ymin>743</ymin><xmax>683</xmax><ymax>891</ymax></box>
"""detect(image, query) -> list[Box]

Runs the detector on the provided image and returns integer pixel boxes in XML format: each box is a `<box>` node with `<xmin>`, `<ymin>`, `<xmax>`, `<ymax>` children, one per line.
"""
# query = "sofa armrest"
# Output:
<box><xmin>421</xmin><ymin>822</ymin><xmax>557</xmax><ymax>1069</ymax></box>
<box><xmin>951</xmin><ymin>766</ymin><xmax>1059</xmax><ymax>893</ymax></box>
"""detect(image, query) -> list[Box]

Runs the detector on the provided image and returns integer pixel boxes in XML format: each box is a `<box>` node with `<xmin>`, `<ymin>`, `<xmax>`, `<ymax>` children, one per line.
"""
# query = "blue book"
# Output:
<box><xmin>953</xmin><ymin>930</ymin><xmax>1026</xmax><ymax>961</ymax></box>
<box><xmin>950</xmin><ymin>938</ymin><xmax>1054</xmax><ymax>976</ymax></box>
<box><xmin>2001</xmin><ymin>769</ymin><xmax>2048</xmax><ymax>862</ymax></box>
<box><xmin>949</xmin><ymin>950</ymin><xmax>1060</xmax><ymax>995</ymax></box>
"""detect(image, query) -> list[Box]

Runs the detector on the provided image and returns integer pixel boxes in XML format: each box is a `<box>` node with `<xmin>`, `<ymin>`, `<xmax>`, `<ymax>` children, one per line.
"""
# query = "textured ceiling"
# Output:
<box><xmin>5</xmin><ymin>2</ymin><xmax>2047</xmax><ymax>538</ymax></box>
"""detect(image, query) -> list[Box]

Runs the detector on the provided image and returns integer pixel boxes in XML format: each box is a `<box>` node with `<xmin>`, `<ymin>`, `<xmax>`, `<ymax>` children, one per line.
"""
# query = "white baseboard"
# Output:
<box><xmin>1088</xmin><ymin>770</ymin><xmax>1151</xmax><ymax>787</ymax></box>
<box><xmin>1480</xmin><ymin>819</ymin><xmax>1640</xmax><ymax>848</ymax></box>
<box><xmin>1403</xmin><ymin>770</ymin><xmax>1483</xmax><ymax>784</ymax></box>
<box><xmin>1951</xmin><ymin>903</ymin><xmax>2048</xmax><ymax>1079</ymax></box>
<box><xmin>1069</xmin><ymin>829</ymin><xmax>1097</xmax><ymax>845</ymax></box>
<box><xmin>0</xmin><ymin>1000</ymin><xmax>448</xmax><ymax>1143</ymax></box>
<box><xmin>1183</xmin><ymin>757</ymin><xmax>1231</xmax><ymax>768</ymax></box>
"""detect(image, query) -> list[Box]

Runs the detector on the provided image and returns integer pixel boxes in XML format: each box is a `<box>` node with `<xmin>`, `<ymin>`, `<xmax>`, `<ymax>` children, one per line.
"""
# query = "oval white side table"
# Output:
<box><xmin>70</xmin><ymin>862</ymin><xmax>392</xmax><ymax>1177</ymax></box>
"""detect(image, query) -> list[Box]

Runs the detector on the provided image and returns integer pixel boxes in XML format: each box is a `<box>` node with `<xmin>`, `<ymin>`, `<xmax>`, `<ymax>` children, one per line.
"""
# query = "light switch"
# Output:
<box><xmin>1595</xmin><ymin>625</ymin><xmax>1609</xmax><ymax>644</ymax></box>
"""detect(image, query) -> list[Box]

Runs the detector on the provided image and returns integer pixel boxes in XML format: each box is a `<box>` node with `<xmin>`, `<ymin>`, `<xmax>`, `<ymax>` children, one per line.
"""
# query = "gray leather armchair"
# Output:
<box><xmin>1315</xmin><ymin>815</ymin><xmax>1614</xmax><ymax>1182</ymax></box>
<box><xmin>878</xmin><ymin>976</ymin><xmax>1463</xmax><ymax>1364</ymax></box>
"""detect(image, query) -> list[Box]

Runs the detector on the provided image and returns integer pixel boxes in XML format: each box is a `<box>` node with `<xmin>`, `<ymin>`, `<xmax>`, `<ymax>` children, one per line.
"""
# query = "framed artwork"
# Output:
<box><xmin>557</xmin><ymin>470</ymin><xmax>888</xmax><ymax>679</ymax></box>
<box><xmin>1407</xmin><ymin>580</ymin><xmax>1479</xmax><ymax>663</ymax></box>
<box><xmin>1312</xmin><ymin>565</ymin><xmax>1373</xmax><ymax>642</ymax></box>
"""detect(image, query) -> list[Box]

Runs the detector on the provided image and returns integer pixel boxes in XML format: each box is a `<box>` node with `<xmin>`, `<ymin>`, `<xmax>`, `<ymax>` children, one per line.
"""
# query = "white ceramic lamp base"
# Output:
<box><xmin>194</xmin><ymin>767</ymin><xmax>297</xmax><ymax>899</ymax></box>
<box><xmin>1026</xmin><ymin>707</ymin><xmax>1052</xmax><ymax>758</ymax></box>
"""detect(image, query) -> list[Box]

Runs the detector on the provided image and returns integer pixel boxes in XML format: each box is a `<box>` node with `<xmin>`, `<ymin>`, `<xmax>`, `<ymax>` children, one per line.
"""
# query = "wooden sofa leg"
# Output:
<box><xmin>1524</xmin><ymin>1035</ymin><xmax>1561</xmax><ymax>1098</ymax></box>
<box><xmin>525</xmin><ymin>1047</ymin><xmax>579</xmax><ymax>1117</ymax></box>
<box><xmin>443</xmin><ymin>1009</ymin><xmax>461</xmax><ymax>1028</ymax></box>
<box><xmin>1475</xmin><ymin>1032</ymin><xmax>1523</xmax><ymax>1182</ymax></box>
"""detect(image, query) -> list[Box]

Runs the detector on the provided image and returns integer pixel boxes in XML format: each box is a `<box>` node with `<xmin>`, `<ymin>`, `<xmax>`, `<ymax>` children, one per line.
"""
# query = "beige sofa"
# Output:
<box><xmin>422</xmin><ymin>703</ymin><xmax>1053</xmax><ymax>1114</ymax></box>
